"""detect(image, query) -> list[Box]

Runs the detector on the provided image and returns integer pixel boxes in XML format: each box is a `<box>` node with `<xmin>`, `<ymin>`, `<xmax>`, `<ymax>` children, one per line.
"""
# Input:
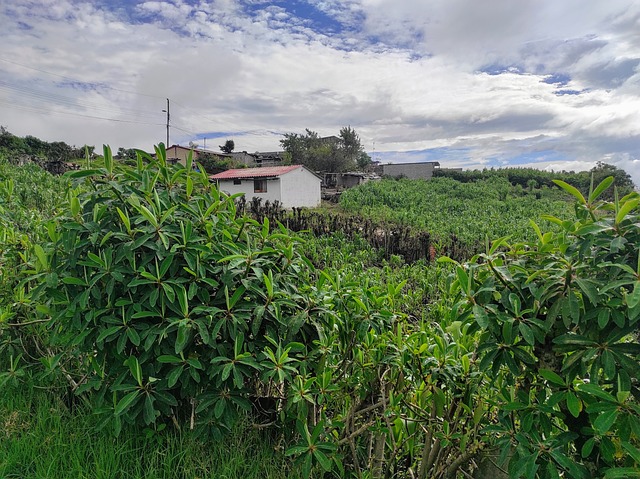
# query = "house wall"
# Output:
<box><xmin>218</xmin><ymin>178</ymin><xmax>283</xmax><ymax>204</ymax></box>
<box><xmin>280</xmin><ymin>167</ymin><xmax>321</xmax><ymax>208</ymax></box>
<box><xmin>337</xmin><ymin>174</ymin><xmax>364</xmax><ymax>189</ymax></box>
<box><xmin>229</xmin><ymin>152</ymin><xmax>257</xmax><ymax>166</ymax></box>
<box><xmin>382</xmin><ymin>162</ymin><xmax>439</xmax><ymax>180</ymax></box>
<box><xmin>166</xmin><ymin>146</ymin><xmax>198</xmax><ymax>165</ymax></box>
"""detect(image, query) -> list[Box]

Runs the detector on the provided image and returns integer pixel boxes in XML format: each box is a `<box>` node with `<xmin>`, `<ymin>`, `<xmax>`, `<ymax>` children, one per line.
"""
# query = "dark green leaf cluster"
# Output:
<box><xmin>445</xmin><ymin>178</ymin><xmax>640</xmax><ymax>478</ymax></box>
<box><xmin>38</xmin><ymin>146</ymin><xmax>323</xmax><ymax>436</ymax></box>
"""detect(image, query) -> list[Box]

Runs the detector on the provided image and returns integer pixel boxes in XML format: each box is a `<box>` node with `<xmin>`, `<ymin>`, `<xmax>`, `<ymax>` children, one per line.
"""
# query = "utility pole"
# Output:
<box><xmin>162</xmin><ymin>98</ymin><xmax>170</xmax><ymax>146</ymax></box>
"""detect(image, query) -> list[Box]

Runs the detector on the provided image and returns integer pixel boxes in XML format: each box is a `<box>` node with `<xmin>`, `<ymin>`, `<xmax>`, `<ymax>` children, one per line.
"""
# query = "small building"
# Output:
<box><xmin>227</xmin><ymin>151</ymin><xmax>287</xmax><ymax>167</ymax></box>
<box><xmin>381</xmin><ymin>161</ymin><xmax>441</xmax><ymax>180</ymax></box>
<box><xmin>210</xmin><ymin>165</ymin><xmax>321</xmax><ymax>208</ymax></box>
<box><xmin>165</xmin><ymin>145</ymin><xmax>231</xmax><ymax>165</ymax></box>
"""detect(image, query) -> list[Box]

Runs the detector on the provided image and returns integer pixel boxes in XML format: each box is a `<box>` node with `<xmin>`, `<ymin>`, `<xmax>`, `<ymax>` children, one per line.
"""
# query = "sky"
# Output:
<box><xmin>1</xmin><ymin>0</ymin><xmax>639</xmax><ymax>185</ymax></box>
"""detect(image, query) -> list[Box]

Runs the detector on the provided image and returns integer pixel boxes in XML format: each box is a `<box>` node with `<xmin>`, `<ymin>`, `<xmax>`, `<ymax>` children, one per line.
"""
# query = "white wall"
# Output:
<box><xmin>280</xmin><ymin>167</ymin><xmax>321</xmax><ymax>207</ymax></box>
<box><xmin>218</xmin><ymin>178</ymin><xmax>283</xmax><ymax>204</ymax></box>
<box><xmin>216</xmin><ymin>167</ymin><xmax>321</xmax><ymax>208</ymax></box>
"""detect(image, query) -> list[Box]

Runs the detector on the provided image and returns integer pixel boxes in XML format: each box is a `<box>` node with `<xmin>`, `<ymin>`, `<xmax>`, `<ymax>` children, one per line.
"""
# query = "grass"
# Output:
<box><xmin>0</xmin><ymin>382</ymin><xmax>312</xmax><ymax>479</ymax></box>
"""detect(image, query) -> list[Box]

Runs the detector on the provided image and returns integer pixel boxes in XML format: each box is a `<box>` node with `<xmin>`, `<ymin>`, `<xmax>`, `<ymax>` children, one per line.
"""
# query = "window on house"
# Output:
<box><xmin>254</xmin><ymin>179</ymin><xmax>267</xmax><ymax>193</ymax></box>
<box><xmin>233</xmin><ymin>179</ymin><xmax>241</xmax><ymax>185</ymax></box>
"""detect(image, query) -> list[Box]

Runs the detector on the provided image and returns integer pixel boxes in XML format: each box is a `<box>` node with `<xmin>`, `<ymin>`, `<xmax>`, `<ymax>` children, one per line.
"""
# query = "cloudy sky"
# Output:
<box><xmin>1</xmin><ymin>0</ymin><xmax>639</xmax><ymax>184</ymax></box>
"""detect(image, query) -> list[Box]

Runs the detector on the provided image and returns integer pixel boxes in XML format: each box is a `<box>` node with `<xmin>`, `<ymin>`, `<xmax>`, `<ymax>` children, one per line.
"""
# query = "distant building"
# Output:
<box><xmin>210</xmin><ymin>165</ymin><xmax>321</xmax><ymax>208</ymax></box>
<box><xmin>324</xmin><ymin>172</ymin><xmax>378</xmax><ymax>189</ymax></box>
<box><xmin>228</xmin><ymin>151</ymin><xmax>286</xmax><ymax>167</ymax></box>
<box><xmin>164</xmin><ymin>145</ymin><xmax>287</xmax><ymax>168</ymax></box>
<box><xmin>381</xmin><ymin>161</ymin><xmax>441</xmax><ymax>180</ymax></box>
<box><xmin>164</xmin><ymin>145</ymin><xmax>230</xmax><ymax>165</ymax></box>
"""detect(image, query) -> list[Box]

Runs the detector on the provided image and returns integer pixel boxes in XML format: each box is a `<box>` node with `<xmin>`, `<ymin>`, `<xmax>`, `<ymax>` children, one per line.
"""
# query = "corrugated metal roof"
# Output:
<box><xmin>211</xmin><ymin>165</ymin><xmax>302</xmax><ymax>180</ymax></box>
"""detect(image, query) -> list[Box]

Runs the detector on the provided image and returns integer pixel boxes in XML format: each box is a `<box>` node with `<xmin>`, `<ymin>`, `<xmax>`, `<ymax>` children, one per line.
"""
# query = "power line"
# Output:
<box><xmin>0</xmin><ymin>98</ymin><xmax>165</xmax><ymax>126</ymax></box>
<box><xmin>0</xmin><ymin>81</ymin><xmax>161</xmax><ymax>120</ymax></box>
<box><xmin>0</xmin><ymin>56</ymin><xmax>165</xmax><ymax>99</ymax></box>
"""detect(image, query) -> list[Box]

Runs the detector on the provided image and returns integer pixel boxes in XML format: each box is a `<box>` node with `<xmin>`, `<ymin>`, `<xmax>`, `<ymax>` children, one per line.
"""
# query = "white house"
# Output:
<box><xmin>210</xmin><ymin>165</ymin><xmax>321</xmax><ymax>208</ymax></box>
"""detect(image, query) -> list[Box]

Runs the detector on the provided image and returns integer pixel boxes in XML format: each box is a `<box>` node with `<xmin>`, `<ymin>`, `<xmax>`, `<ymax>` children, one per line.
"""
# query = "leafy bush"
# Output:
<box><xmin>37</xmin><ymin>146</ymin><xmax>323</xmax><ymax>436</ymax></box>
<box><xmin>444</xmin><ymin>177</ymin><xmax>640</xmax><ymax>478</ymax></box>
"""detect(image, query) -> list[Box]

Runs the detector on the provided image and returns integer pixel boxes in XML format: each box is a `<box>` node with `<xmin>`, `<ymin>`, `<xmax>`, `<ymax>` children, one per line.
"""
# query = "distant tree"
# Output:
<box><xmin>280</xmin><ymin>127</ymin><xmax>366</xmax><ymax>173</ymax></box>
<box><xmin>47</xmin><ymin>141</ymin><xmax>73</xmax><ymax>161</ymax></box>
<box><xmin>116</xmin><ymin>147</ymin><xmax>137</xmax><ymax>161</ymax></box>
<box><xmin>0</xmin><ymin>126</ymin><xmax>27</xmax><ymax>155</ymax></box>
<box><xmin>588</xmin><ymin>161</ymin><xmax>635</xmax><ymax>199</ymax></box>
<box><xmin>23</xmin><ymin>135</ymin><xmax>48</xmax><ymax>157</ymax></box>
<box><xmin>197</xmin><ymin>151</ymin><xmax>244</xmax><ymax>174</ymax></box>
<box><xmin>339</xmin><ymin>126</ymin><xmax>362</xmax><ymax>168</ymax></box>
<box><xmin>357</xmin><ymin>151</ymin><xmax>372</xmax><ymax>170</ymax></box>
<box><xmin>220</xmin><ymin>139</ymin><xmax>235</xmax><ymax>154</ymax></box>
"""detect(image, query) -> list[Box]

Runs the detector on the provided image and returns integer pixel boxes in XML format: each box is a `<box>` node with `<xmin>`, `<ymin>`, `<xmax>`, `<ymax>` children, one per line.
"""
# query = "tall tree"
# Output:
<box><xmin>339</xmin><ymin>126</ymin><xmax>362</xmax><ymax>167</ymax></box>
<box><xmin>280</xmin><ymin>127</ymin><xmax>367</xmax><ymax>172</ymax></box>
<box><xmin>219</xmin><ymin>139</ymin><xmax>235</xmax><ymax>154</ymax></box>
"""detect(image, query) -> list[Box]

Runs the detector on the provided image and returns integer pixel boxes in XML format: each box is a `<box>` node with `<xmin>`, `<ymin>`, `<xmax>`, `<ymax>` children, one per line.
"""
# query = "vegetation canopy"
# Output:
<box><xmin>1</xmin><ymin>142</ymin><xmax>639</xmax><ymax>479</ymax></box>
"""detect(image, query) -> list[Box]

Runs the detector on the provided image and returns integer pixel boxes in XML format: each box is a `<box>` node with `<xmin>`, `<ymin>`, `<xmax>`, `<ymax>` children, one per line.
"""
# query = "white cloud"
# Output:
<box><xmin>0</xmin><ymin>0</ymin><xmax>638</xmax><ymax>185</ymax></box>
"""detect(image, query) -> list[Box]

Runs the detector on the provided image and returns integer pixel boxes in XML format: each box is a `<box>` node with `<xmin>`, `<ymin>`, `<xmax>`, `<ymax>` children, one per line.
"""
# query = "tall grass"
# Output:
<box><xmin>0</xmin><ymin>382</ymin><xmax>312</xmax><ymax>479</ymax></box>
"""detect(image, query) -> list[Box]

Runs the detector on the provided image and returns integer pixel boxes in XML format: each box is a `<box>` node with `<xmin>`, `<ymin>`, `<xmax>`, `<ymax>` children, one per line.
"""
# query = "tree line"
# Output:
<box><xmin>280</xmin><ymin>126</ymin><xmax>372</xmax><ymax>173</ymax></box>
<box><xmin>434</xmin><ymin>162</ymin><xmax>636</xmax><ymax>199</ymax></box>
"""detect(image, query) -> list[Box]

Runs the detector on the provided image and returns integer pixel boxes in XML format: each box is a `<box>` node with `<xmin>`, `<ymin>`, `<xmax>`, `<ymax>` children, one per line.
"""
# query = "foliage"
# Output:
<box><xmin>12</xmin><ymin>145</ymin><xmax>494</xmax><ymax>478</ymax></box>
<box><xmin>116</xmin><ymin>147</ymin><xmax>137</xmax><ymax>162</ymax></box>
<box><xmin>32</xmin><ymin>146</ymin><xmax>328</xmax><ymax>438</ymax></box>
<box><xmin>0</xmin><ymin>382</ymin><xmax>318</xmax><ymax>479</ymax></box>
<box><xmin>196</xmin><ymin>151</ymin><xmax>245</xmax><ymax>174</ymax></box>
<box><xmin>4</xmin><ymin>142</ymin><xmax>639</xmax><ymax>479</ymax></box>
<box><xmin>219</xmin><ymin>139</ymin><xmax>235</xmax><ymax>154</ymax></box>
<box><xmin>0</xmin><ymin>156</ymin><xmax>70</xmax><ymax>379</ymax></box>
<box><xmin>443</xmin><ymin>177</ymin><xmax>640</xmax><ymax>478</ymax></box>
<box><xmin>280</xmin><ymin>127</ymin><xmax>367</xmax><ymax>173</ymax></box>
<box><xmin>0</xmin><ymin>126</ymin><xmax>90</xmax><ymax>161</ymax></box>
<box><xmin>340</xmin><ymin>176</ymin><xmax>573</xmax><ymax>247</ymax></box>
<box><xmin>434</xmin><ymin>163</ymin><xmax>635</xmax><ymax>200</ymax></box>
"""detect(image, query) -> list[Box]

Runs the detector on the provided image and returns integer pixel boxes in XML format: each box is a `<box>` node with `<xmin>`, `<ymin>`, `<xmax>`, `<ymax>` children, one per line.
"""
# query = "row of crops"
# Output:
<box><xmin>1</xmin><ymin>147</ymin><xmax>640</xmax><ymax>479</ymax></box>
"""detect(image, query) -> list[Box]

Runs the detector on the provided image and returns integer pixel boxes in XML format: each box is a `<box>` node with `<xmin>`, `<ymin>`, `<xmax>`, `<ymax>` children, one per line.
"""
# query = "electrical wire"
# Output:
<box><xmin>0</xmin><ymin>56</ymin><xmax>165</xmax><ymax>99</ymax></box>
<box><xmin>0</xmin><ymin>98</ymin><xmax>165</xmax><ymax>126</ymax></box>
<box><xmin>0</xmin><ymin>56</ymin><xmax>284</xmax><ymax>145</ymax></box>
<box><xmin>0</xmin><ymin>81</ymin><xmax>162</xmax><ymax>120</ymax></box>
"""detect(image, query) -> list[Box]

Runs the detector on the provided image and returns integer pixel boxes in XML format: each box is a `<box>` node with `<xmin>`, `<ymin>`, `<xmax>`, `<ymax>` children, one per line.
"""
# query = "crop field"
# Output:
<box><xmin>339</xmin><ymin>176</ymin><xmax>573</xmax><ymax>245</ymax></box>
<box><xmin>1</xmin><ymin>146</ymin><xmax>639</xmax><ymax>479</ymax></box>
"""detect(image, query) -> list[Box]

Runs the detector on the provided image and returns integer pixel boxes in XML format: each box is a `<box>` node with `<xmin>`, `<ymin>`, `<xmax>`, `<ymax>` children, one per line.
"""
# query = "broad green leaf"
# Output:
<box><xmin>167</xmin><ymin>366</ymin><xmax>184</xmax><ymax>388</ymax></box>
<box><xmin>588</xmin><ymin>176</ymin><xmax>614</xmax><ymax>203</ymax></box>
<box><xmin>175</xmin><ymin>324</ymin><xmax>189</xmax><ymax>354</ymax></box>
<box><xmin>115</xmin><ymin>390</ymin><xmax>140</xmax><ymax>416</ymax></box>
<box><xmin>313</xmin><ymin>449</ymin><xmax>332</xmax><ymax>471</ymax></box>
<box><xmin>578</xmin><ymin>383</ymin><xmax>616</xmax><ymax>402</ymax></box>
<box><xmin>594</xmin><ymin>409</ymin><xmax>619</xmax><ymax>434</ymax></box>
<box><xmin>615</xmin><ymin>198</ymin><xmax>639</xmax><ymax>224</ymax></box>
<box><xmin>158</xmin><ymin>355</ymin><xmax>182</xmax><ymax>364</ymax></box>
<box><xmin>143</xmin><ymin>394</ymin><xmax>155</xmax><ymax>425</ymax></box>
<box><xmin>519</xmin><ymin>322</ymin><xmax>535</xmax><ymax>346</ymax></box>
<box><xmin>566</xmin><ymin>392</ymin><xmax>582</xmax><ymax>418</ymax></box>
<box><xmin>539</xmin><ymin>368</ymin><xmax>565</xmax><ymax>386</ymax></box>
<box><xmin>553</xmin><ymin>179</ymin><xmax>586</xmax><ymax>204</ymax></box>
<box><xmin>627</xmin><ymin>282</ymin><xmax>640</xmax><ymax>309</ymax></box>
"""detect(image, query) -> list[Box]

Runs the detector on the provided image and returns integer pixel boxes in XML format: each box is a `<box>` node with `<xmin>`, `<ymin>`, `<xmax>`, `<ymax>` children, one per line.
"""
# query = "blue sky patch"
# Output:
<box><xmin>554</xmin><ymin>89</ymin><xmax>585</xmax><ymax>96</ymax></box>
<box><xmin>244</xmin><ymin>0</ymin><xmax>345</xmax><ymax>34</ymax></box>
<box><xmin>478</xmin><ymin>64</ymin><xmax>524</xmax><ymax>76</ymax></box>
<box><xmin>542</xmin><ymin>73</ymin><xmax>571</xmax><ymax>86</ymax></box>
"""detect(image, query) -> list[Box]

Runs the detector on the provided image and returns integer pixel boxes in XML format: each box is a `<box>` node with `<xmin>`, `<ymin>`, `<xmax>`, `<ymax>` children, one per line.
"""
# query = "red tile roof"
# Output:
<box><xmin>210</xmin><ymin>165</ymin><xmax>303</xmax><ymax>180</ymax></box>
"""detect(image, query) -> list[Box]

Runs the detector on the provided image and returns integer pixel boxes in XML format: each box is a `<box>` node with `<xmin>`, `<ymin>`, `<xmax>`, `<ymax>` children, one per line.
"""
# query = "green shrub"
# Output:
<box><xmin>444</xmin><ymin>178</ymin><xmax>640</xmax><ymax>478</ymax></box>
<box><xmin>38</xmin><ymin>146</ymin><xmax>322</xmax><ymax>436</ymax></box>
